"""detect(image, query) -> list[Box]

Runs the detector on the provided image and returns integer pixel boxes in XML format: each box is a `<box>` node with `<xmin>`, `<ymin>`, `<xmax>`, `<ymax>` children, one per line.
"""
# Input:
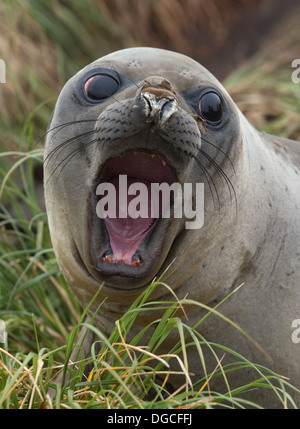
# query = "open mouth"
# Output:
<box><xmin>97</xmin><ymin>151</ymin><xmax>175</xmax><ymax>267</ymax></box>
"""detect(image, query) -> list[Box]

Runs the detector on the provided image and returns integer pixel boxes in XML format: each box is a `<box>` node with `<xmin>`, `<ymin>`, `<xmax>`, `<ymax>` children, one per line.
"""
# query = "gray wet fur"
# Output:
<box><xmin>44</xmin><ymin>48</ymin><xmax>300</xmax><ymax>407</ymax></box>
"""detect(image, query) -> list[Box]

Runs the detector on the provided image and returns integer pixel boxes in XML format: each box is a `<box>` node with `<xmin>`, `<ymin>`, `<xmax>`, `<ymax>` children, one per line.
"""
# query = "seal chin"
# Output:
<box><xmin>88</xmin><ymin>150</ymin><xmax>176</xmax><ymax>286</ymax></box>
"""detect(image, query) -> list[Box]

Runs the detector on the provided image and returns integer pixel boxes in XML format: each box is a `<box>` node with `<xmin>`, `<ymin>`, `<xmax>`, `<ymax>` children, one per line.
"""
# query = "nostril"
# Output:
<box><xmin>141</xmin><ymin>92</ymin><xmax>178</xmax><ymax>125</ymax></box>
<box><xmin>142</xmin><ymin>92</ymin><xmax>153</xmax><ymax>114</ymax></box>
<box><xmin>160</xmin><ymin>98</ymin><xmax>178</xmax><ymax>124</ymax></box>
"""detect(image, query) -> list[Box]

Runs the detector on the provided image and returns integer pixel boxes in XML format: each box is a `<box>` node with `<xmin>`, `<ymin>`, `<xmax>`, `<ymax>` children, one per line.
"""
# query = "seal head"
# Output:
<box><xmin>44</xmin><ymin>47</ymin><xmax>239</xmax><ymax>295</ymax></box>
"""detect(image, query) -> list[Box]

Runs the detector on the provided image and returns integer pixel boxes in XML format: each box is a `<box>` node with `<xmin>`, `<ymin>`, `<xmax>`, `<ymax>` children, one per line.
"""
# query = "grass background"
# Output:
<box><xmin>0</xmin><ymin>0</ymin><xmax>300</xmax><ymax>409</ymax></box>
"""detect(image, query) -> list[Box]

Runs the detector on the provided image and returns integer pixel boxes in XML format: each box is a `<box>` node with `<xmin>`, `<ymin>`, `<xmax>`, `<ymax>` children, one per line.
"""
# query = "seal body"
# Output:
<box><xmin>44</xmin><ymin>48</ymin><xmax>300</xmax><ymax>407</ymax></box>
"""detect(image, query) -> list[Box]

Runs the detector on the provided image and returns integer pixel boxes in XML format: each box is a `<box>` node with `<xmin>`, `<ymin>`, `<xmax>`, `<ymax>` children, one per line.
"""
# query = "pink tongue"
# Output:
<box><xmin>104</xmin><ymin>177</ymin><xmax>155</xmax><ymax>263</ymax></box>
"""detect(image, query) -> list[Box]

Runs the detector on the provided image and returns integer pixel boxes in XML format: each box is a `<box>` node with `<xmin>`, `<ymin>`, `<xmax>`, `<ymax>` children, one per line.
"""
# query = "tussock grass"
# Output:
<box><xmin>0</xmin><ymin>120</ymin><xmax>80</xmax><ymax>357</ymax></box>
<box><xmin>1</xmin><ymin>129</ymin><xmax>299</xmax><ymax>409</ymax></box>
<box><xmin>1</xmin><ymin>276</ymin><xmax>299</xmax><ymax>409</ymax></box>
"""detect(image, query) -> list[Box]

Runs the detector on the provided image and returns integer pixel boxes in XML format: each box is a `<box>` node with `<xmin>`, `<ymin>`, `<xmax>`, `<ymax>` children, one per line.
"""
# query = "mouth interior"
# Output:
<box><xmin>99</xmin><ymin>151</ymin><xmax>174</xmax><ymax>265</ymax></box>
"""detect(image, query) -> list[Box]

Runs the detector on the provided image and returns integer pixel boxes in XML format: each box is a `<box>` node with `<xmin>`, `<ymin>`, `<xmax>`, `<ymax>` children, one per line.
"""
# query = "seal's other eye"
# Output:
<box><xmin>84</xmin><ymin>74</ymin><xmax>119</xmax><ymax>100</ymax></box>
<box><xmin>199</xmin><ymin>91</ymin><xmax>223</xmax><ymax>123</ymax></box>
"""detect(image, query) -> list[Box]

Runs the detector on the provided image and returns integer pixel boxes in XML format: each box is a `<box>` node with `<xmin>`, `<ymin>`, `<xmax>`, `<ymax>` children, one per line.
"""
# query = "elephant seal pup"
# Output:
<box><xmin>44</xmin><ymin>48</ymin><xmax>300</xmax><ymax>407</ymax></box>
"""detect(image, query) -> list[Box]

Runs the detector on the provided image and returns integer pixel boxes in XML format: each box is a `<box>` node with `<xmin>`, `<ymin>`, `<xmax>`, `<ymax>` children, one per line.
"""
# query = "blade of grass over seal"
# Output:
<box><xmin>60</xmin><ymin>285</ymin><xmax>105</xmax><ymax>393</ymax></box>
<box><xmin>182</xmin><ymin>298</ymin><xmax>272</xmax><ymax>363</ymax></box>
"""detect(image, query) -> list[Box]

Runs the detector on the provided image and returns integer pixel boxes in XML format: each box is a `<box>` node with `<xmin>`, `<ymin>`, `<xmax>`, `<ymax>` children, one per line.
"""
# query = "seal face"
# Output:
<box><xmin>44</xmin><ymin>48</ymin><xmax>300</xmax><ymax>407</ymax></box>
<box><xmin>44</xmin><ymin>48</ymin><xmax>239</xmax><ymax>291</ymax></box>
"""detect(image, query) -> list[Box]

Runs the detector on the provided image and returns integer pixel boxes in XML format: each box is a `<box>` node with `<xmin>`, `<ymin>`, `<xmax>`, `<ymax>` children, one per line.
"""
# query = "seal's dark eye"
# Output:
<box><xmin>84</xmin><ymin>74</ymin><xmax>119</xmax><ymax>100</ymax></box>
<box><xmin>199</xmin><ymin>92</ymin><xmax>223</xmax><ymax>123</ymax></box>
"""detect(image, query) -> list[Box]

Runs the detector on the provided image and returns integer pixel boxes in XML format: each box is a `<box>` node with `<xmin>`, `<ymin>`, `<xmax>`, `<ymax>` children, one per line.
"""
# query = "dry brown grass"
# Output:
<box><xmin>1</xmin><ymin>0</ymin><xmax>299</xmax><ymax>148</ymax></box>
<box><xmin>225</xmin><ymin>10</ymin><xmax>300</xmax><ymax>139</ymax></box>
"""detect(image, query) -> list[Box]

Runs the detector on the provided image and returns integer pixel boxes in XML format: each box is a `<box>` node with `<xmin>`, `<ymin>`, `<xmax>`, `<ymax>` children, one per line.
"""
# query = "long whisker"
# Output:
<box><xmin>35</xmin><ymin>119</ymin><xmax>98</xmax><ymax>147</ymax></box>
<box><xmin>201</xmin><ymin>136</ymin><xmax>236</xmax><ymax>174</ymax></box>
<box><xmin>173</xmin><ymin>146</ymin><xmax>220</xmax><ymax>212</ymax></box>
<box><xmin>45</xmin><ymin>137</ymin><xmax>98</xmax><ymax>184</ymax></box>
<box><xmin>44</xmin><ymin>129</ymin><xmax>96</xmax><ymax>165</ymax></box>
<box><xmin>197</xmin><ymin>147</ymin><xmax>237</xmax><ymax>212</ymax></box>
<box><xmin>175</xmin><ymin>136</ymin><xmax>237</xmax><ymax>214</ymax></box>
<box><xmin>192</xmin><ymin>154</ymin><xmax>220</xmax><ymax>213</ymax></box>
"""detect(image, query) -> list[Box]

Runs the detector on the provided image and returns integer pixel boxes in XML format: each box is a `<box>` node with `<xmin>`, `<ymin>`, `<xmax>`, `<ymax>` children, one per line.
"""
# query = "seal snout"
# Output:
<box><xmin>140</xmin><ymin>78</ymin><xmax>178</xmax><ymax>125</ymax></box>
